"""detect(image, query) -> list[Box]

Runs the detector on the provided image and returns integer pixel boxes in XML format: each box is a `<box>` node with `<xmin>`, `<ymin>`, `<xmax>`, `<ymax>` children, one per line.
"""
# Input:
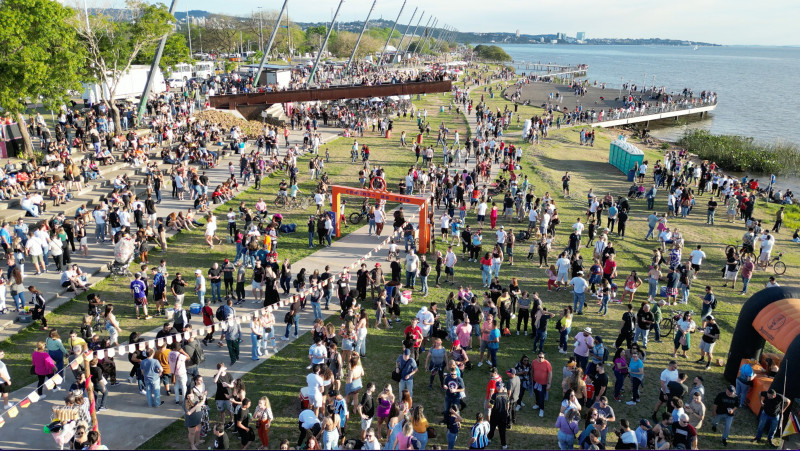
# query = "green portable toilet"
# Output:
<box><xmin>608</xmin><ymin>139</ymin><xmax>644</xmax><ymax>175</ymax></box>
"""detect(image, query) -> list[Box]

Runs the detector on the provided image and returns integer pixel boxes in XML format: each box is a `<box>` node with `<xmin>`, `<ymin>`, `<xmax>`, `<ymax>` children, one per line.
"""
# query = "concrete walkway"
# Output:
<box><xmin>1</xmin><ymin>205</ymin><xmax>410</xmax><ymax>450</ymax></box>
<box><xmin>1</xmin><ymin>90</ymin><xmax>495</xmax><ymax>449</ymax></box>
<box><xmin>0</xmin><ymin>125</ymin><xmax>340</xmax><ymax>340</ymax></box>
<box><xmin>0</xmin><ymin>116</ymin><xmax>430</xmax><ymax>449</ymax></box>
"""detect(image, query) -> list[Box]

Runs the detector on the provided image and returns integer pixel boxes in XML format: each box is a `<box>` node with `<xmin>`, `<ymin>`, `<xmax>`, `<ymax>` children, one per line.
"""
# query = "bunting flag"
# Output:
<box><xmin>0</xmin><ymin>218</ymin><xmax>405</xmax><ymax>430</ymax></box>
<box><xmin>783</xmin><ymin>412</ymin><xmax>800</xmax><ymax>437</ymax></box>
<box><xmin>70</xmin><ymin>357</ymin><xmax>83</xmax><ymax>370</ymax></box>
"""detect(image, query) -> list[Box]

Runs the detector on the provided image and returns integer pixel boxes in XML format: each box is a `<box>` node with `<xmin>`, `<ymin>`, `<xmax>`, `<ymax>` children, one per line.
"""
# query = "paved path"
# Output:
<box><xmin>0</xmin><ymin>125</ymin><xmax>340</xmax><ymax>340</ymax></box>
<box><xmin>0</xmin><ymin>90</ymin><xmax>497</xmax><ymax>450</ymax></box>
<box><xmin>1</xmin><ymin>217</ymin><xmax>401</xmax><ymax>450</ymax></box>
<box><xmin>0</xmin><ymin>118</ymin><xmax>426</xmax><ymax>449</ymax></box>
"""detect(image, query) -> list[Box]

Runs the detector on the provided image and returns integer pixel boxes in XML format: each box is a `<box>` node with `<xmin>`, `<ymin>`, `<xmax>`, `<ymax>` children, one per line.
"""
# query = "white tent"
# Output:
<box><xmin>387</xmin><ymin>95</ymin><xmax>400</xmax><ymax>101</ymax></box>
<box><xmin>369</xmin><ymin>97</ymin><xmax>383</xmax><ymax>103</ymax></box>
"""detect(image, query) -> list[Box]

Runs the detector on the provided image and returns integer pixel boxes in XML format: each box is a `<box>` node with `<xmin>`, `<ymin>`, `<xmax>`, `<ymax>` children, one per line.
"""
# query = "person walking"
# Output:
<box><xmin>711</xmin><ymin>385</ymin><xmax>739</xmax><ymax>446</ymax></box>
<box><xmin>396</xmin><ymin>348</ymin><xmax>418</xmax><ymax>397</ymax></box>
<box><xmin>531</xmin><ymin>352</ymin><xmax>552</xmax><ymax>417</ymax></box>
<box><xmin>226</xmin><ymin>319</ymin><xmax>242</xmax><ymax>365</ymax></box>
<box><xmin>487</xmin><ymin>381</ymin><xmax>510</xmax><ymax>449</ymax></box>
<box><xmin>752</xmin><ymin>389</ymin><xmax>791</xmax><ymax>446</ymax></box>
<box><xmin>698</xmin><ymin>315</ymin><xmax>720</xmax><ymax>370</ymax></box>
<box><xmin>31</xmin><ymin>342</ymin><xmax>56</xmax><ymax>398</ymax></box>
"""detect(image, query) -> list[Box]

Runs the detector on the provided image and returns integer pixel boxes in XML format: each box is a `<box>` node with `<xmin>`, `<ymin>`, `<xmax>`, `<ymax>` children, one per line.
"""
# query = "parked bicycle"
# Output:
<box><xmin>274</xmin><ymin>195</ymin><xmax>310</xmax><ymax>210</ymax></box>
<box><xmin>757</xmin><ymin>252</ymin><xmax>786</xmax><ymax>275</ymax></box>
<box><xmin>659</xmin><ymin>309</ymin><xmax>690</xmax><ymax>338</ymax></box>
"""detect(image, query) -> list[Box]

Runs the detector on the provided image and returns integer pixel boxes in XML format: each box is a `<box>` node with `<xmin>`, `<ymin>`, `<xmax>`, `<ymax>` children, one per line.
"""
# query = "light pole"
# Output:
<box><xmin>186</xmin><ymin>8</ymin><xmax>192</xmax><ymax>56</ymax></box>
<box><xmin>257</xmin><ymin>7</ymin><xmax>264</xmax><ymax>53</ymax></box>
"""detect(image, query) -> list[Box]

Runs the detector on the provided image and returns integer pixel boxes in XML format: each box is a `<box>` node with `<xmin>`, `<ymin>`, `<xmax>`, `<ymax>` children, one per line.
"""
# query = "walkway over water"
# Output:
<box><xmin>506</xmin><ymin>81</ymin><xmax>717</xmax><ymax>128</ymax></box>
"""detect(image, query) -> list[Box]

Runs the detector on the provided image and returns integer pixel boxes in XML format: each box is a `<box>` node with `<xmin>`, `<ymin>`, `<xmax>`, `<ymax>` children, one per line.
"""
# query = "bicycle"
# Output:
<box><xmin>659</xmin><ymin>309</ymin><xmax>689</xmax><ymax>338</ymax></box>
<box><xmin>757</xmin><ymin>252</ymin><xmax>786</xmax><ymax>275</ymax></box>
<box><xmin>274</xmin><ymin>195</ymin><xmax>310</xmax><ymax>211</ymax></box>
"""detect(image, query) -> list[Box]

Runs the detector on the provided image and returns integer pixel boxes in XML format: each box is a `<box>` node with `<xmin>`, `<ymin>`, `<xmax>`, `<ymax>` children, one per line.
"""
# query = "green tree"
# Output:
<box><xmin>70</xmin><ymin>0</ymin><xmax>175</xmax><ymax>132</ymax></box>
<box><xmin>0</xmin><ymin>0</ymin><xmax>86</xmax><ymax>157</ymax></box>
<box><xmin>135</xmin><ymin>33</ymin><xmax>193</xmax><ymax>77</ymax></box>
<box><xmin>473</xmin><ymin>44</ymin><xmax>511</xmax><ymax>61</ymax></box>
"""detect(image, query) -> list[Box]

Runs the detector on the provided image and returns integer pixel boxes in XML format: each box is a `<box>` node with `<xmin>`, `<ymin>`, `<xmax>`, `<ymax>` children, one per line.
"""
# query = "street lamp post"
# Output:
<box><xmin>186</xmin><ymin>9</ymin><xmax>192</xmax><ymax>56</ymax></box>
<box><xmin>257</xmin><ymin>7</ymin><xmax>264</xmax><ymax>53</ymax></box>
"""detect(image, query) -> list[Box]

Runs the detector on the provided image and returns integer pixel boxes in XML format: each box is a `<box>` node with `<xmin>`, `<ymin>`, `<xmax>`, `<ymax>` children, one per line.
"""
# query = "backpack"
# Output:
<box><xmin>215</xmin><ymin>305</ymin><xmax>227</xmax><ymax>321</ymax></box>
<box><xmin>709</xmin><ymin>294</ymin><xmax>718</xmax><ymax>310</ymax></box>
<box><xmin>248</xmin><ymin>237</ymin><xmax>259</xmax><ymax>251</ymax></box>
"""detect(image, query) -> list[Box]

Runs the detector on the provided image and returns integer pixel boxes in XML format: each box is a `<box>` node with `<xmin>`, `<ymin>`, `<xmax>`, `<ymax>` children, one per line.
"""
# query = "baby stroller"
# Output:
<box><xmin>107</xmin><ymin>236</ymin><xmax>135</xmax><ymax>280</ymax></box>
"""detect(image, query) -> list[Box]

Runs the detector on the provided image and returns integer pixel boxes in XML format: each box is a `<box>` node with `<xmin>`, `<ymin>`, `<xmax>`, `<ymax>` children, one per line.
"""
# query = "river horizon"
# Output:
<box><xmin>499</xmin><ymin>44</ymin><xmax>797</xmax><ymax>144</ymax></box>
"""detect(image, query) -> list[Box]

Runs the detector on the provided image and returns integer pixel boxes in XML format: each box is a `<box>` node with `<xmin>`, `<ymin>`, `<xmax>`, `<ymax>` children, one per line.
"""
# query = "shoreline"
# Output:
<box><xmin>496</xmin><ymin>80</ymin><xmax>800</xmax><ymax>192</ymax></box>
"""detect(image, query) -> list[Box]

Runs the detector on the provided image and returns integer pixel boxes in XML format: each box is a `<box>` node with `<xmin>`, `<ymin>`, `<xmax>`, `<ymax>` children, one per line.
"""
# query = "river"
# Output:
<box><xmin>499</xmin><ymin>44</ymin><xmax>798</xmax><ymax>144</ymax></box>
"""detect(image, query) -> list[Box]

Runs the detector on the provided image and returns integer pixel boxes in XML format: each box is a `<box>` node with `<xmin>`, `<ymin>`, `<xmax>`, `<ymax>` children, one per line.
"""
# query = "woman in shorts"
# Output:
<box><xmin>622</xmin><ymin>271</ymin><xmax>643</xmax><ymax>303</ymax></box>
<box><xmin>345</xmin><ymin>354</ymin><xmax>365</xmax><ymax>408</ymax></box>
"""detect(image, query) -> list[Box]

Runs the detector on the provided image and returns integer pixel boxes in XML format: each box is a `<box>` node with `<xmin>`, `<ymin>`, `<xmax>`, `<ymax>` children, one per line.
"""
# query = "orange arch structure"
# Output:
<box><xmin>330</xmin><ymin>185</ymin><xmax>431</xmax><ymax>254</ymax></box>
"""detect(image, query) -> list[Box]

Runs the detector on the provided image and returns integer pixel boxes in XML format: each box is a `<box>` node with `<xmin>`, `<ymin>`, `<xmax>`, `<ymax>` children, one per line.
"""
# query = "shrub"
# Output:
<box><xmin>677</xmin><ymin>130</ymin><xmax>800</xmax><ymax>175</ymax></box>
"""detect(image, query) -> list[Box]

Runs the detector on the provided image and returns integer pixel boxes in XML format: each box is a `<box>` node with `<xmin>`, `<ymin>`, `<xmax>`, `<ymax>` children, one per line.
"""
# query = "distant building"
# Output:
<box><xmin>556</xmin><ymin>32</ymin><xmax>564</xmax><ymax>40</ymax></box>
<box><xmin>516</xmin><ymin>29</ymin><xmax>520</xmax><ymax>38</ymax></box>
<box><xmin>576</xmin><ymin>32</ymin><xmax>586</xmax><ymax>40</ymax></box>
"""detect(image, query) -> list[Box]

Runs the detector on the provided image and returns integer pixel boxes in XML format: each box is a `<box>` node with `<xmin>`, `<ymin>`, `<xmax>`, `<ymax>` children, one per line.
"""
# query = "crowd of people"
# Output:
<box><xmin>0</xmin><ymin>62</ymin><xmax>795</xmax><ymax>451</ymax></box>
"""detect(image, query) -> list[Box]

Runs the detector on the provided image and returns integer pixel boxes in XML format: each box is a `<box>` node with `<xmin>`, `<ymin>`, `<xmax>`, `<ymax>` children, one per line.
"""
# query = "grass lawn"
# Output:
<box><xmin>131</xmin><ymin>77</ymin><xmax>799</xmax><ymax>450</ymax></box>
<box><xmin>0</xmin><ymin>92</ymin><xmax>460</xmax><ymax>390</ymax></box>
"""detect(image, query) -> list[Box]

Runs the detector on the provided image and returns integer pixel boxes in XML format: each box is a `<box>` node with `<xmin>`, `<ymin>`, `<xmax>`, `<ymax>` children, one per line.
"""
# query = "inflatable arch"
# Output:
<box><xmin>725</xmin><ymin>286</ymin><xmax>800</xmax><ymax>401</ymax></box>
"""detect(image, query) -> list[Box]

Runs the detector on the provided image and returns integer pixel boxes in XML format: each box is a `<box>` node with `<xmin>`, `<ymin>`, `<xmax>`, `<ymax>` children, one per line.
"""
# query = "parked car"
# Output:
<box><xmin>166</xmin><ymin>78</ymin><xmax>186</xmax><ymax>89</ymax></box>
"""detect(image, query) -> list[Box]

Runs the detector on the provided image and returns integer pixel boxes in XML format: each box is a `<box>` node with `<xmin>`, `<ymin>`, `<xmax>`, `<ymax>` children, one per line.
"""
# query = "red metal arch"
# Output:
<box><xmin>330</xmin><ymin>185</ymin><xmax>431</xmax><ymax>254</ymax></box>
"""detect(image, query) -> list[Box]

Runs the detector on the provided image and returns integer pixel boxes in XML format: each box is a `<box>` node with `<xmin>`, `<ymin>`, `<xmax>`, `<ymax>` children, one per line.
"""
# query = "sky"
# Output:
<box><xmin>85</xmin><ymin>0</ymin><xmax>800</xmax><ymax>46</ymax></box>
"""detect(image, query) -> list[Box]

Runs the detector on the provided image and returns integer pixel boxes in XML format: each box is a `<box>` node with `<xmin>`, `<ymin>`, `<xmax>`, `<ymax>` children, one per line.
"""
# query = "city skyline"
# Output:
<box><xmin>145</xmin><ymin>0</ymin><xmax>800</xmax><ymax>46</ymax></box>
